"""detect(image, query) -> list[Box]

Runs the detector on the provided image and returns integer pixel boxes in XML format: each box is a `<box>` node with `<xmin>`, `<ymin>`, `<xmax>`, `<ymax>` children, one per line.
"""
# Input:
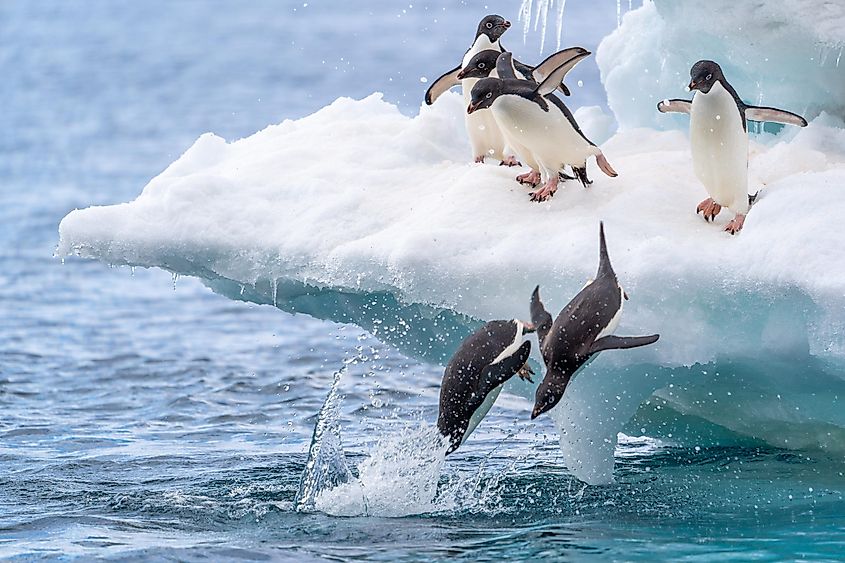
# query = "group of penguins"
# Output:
<box><xmin>425</xmin><ymin>14</ymin><xmax>808</xmax><ymax>234</ymax></box>
<box><xmin>428</xmin><ymin>14</ymin><xmax>810</xmax><ymax>454</ymax></box>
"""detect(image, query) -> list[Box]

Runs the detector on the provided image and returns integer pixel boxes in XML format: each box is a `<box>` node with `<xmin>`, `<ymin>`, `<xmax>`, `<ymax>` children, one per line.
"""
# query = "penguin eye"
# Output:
<box><xmin>486</xmin><ymin>22</ymin><xmax>493</xmax><ymax>29</ymax></box>
<box><xmin>706</xmin><ymin>73</ymin><xmax>712</xmax><ymax>81</ymax></box>
<box><xmin>479</xmin><ymin>63</ymin><xmax>486</xmax><ymax>69</ymax></box>
<box><xmin>485</xmin><ymin>92</ymin><xmax>492</xmax><ymax>99</ymax></box>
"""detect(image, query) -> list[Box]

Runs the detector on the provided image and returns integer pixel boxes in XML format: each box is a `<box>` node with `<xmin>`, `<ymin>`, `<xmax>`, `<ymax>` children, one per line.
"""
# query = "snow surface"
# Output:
<box><xmin>58</xmin><ymin>90</ymin><xmax>845</xmax><ymax>483</ymax></box>
<box><xmin>598</xmin><ymin>0</ymin><xmax>845</xmax><ymax>130</ymax></box>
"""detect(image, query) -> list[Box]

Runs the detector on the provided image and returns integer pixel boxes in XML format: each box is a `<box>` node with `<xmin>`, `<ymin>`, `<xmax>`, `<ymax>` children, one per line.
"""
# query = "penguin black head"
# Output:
<box><xmin>688</xmin><ymin>60</ymin><xmax>724</xmax><ymax>94</ymax></box>
<box><xmin>476</xmin><ymin>15</ymin><xmax>511</xmax><ymax>42</ymax></box>
<box><xmin>457</xmin><ymin>49</ymin><xmax>500</xmax><ymax>80</ymax></box>
<box><xmin>531</xmin><ymin>373</ymin><xmax>568</xmax><ymax>420</ymax></box>
<box><xmin>467</xmin><ymin>77</ymin><xmax>503</xmax><ymax>114</ymax></box>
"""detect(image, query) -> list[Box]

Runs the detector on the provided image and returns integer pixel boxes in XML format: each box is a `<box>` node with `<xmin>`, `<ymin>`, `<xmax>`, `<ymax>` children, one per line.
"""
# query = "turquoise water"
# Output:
<box><xmin>2</xmin><ymin>1</ymin><xmax>844</xmax><ymax>560</ymax></box>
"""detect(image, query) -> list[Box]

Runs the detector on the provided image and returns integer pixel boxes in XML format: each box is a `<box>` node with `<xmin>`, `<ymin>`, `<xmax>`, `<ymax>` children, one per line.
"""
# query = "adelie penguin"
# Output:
<box><xmin>530</xmin><ymin>223</ymin><xmax>660</xmax><ymax>419</ymax></box>
<box><xmin>424</xmin><ymin>15</ymin><xmax>571</xmax><ymax>166</ymax></box>
<box><xmin>658</xmin><ymin>60</ymin><xmax>808</xmax><ymax>234</ymax></box>
<box><xmin>468</xmin><ymin>53</ymin><xmax>619</xmax><ymax>202</ymax></box>
<box><xmin>437</xmin><ymin>319</ymin><xmax>535</xmax><ymax>454</ymax></box>
<box><xmin>458</xmin><ymin>48</ymin><xmax>590</xmax><ymax>188</ymax></box>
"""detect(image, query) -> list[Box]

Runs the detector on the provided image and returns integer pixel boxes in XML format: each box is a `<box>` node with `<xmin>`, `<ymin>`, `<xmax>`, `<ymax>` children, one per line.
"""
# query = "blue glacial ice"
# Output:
<box><xmin>597</xmin><ymin>0</ymin><xmax>845</xmax><ymax>130</ymax></box>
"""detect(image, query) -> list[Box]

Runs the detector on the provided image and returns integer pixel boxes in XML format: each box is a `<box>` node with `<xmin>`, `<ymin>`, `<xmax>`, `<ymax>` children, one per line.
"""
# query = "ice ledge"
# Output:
<box><xmin>58</xmin><ymin>93</ymin><xmax>845</xmax><ymax>483</ymax></box>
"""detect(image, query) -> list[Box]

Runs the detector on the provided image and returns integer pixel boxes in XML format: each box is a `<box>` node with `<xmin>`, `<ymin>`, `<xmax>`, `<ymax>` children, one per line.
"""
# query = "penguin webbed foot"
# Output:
<box><xmin>517</xmin><ymin>363</ymin><xmax>534</xmax><ymax>384</ymax></box>
<box><xmin>529</xmin><ymin>187</ymin><xmax>556</xmax><ymax>202</ymax></box>
<box><xmin>499</xmin><ymin>156</ymin><xmax>521</xmax><ymax>167</ymax></box>
<box><xmin>696</xmin><ymin>198</ymin><xmax>722</xmax><ymax>222</ymax></box>
<box><xmin>474</xmin><ymin>155</ymin><xmax>486</xmax><ymax>164</ymax></box>
<box><xmin>572</xmin><ymin>166</ymin><xmax>592</xmax><ymax>188</ymax></box>
<box><xmin>724</xmin><ymin>214</ymin><xmax>746</xmax><ymax>235</ymax></box>
<box><xmin>517</xmin><ymin>170</ymin><xmax>541</xmax><ymax>187</ymax></box>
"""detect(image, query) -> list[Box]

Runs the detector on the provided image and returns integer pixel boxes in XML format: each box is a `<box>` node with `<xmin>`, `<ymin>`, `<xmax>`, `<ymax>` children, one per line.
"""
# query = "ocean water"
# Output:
<box><xmin>2</xmin><ymin>0</ymin><xmax>844</xmax><ymax>560</ymax></box>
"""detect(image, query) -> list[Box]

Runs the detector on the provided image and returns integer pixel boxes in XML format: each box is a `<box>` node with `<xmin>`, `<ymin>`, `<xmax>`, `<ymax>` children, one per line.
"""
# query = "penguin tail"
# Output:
<box><xmin>597</xmin><ymin>221</ymin><xmax>615</xmax><ymax>279</ymax></box>
<box><xmin>596</xmin><ymin>152</ymin><xmax>618</xmax><ymax>178</ymax></box>
<box><xmin>530</xmin><ymin>286</ymin><xmax>553</xmax><ymax>348</ymax></box>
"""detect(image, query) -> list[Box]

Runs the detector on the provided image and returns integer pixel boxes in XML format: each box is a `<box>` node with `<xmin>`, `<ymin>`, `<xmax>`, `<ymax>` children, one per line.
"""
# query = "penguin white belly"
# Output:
<box><xmin>595</xmin><ymin>286</ymin><xmax>625</xmax><ymax>341</ymax></box>
<box><xmin>493</xmin><ymin>110</ymin><xmax>538</xmax><ymax>169</ymax></box>
<box><xmin>492</xmin><ymin>95</ymin><xmax>596</xmax><ymax>179</ymax></box>
<box><xmin>463</xmin><ymin>80</ymin><xmax>506</xmax><ymax>160</ymax></box>
<box><xmin>690</xmin><ymin>82</ymin><xmax>749</xmax><ymax>214</ymax></box>
<box><xmin>462</xmin><ymin>384</ymin><xmax>503</xmax><ymax>443</ymax></box>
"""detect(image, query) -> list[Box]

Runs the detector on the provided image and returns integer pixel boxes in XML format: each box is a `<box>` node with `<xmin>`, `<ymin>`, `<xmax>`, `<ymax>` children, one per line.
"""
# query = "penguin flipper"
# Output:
<box><xmin>589</xmin><ymin>334</ymin><xmax>660</xmax><ymax>354</ymax></box>
<box><xmin>530</xmin><ymin>286</ymin><xmax>553</xmax><ymax>348</ymax></box>
<box><xmin>532</xmin><ymin>47</ymin><xmax>589</xmax><ymax>96</ymax></box>
<box><xmin>482</xmin><ymin>341</ymin><xmax>532</xmax><ymax>390</ymax></box>
<box><xmin>744</xmin><ymin>106</ymin><xmax>808</xmax><ymax>127</ymax></box>
<box><xmin>534</xmin><ymin>49</ymin><xmax>592</xmax><ymax>97</ymax></box>
<box><xmin>425</xmin><ymin>65</ymin><xmax>462</xmax><ymax>105</ymax></box>
<box><xmin>496</xmin><ymin>52</ymin><xmax>520</xmax><ymax>80</ymax></box>
<box><xmin>657</xmin><ymin>99</ymin><xmax>692</xmax><ymax>114</ymax></box>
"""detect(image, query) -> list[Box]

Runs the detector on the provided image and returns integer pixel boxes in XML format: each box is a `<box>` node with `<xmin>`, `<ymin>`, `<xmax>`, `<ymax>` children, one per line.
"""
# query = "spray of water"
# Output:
<box><xmin>294</xmin><ymin>365</ymin><xmax>353</xmax><ymax>512</ymax></box>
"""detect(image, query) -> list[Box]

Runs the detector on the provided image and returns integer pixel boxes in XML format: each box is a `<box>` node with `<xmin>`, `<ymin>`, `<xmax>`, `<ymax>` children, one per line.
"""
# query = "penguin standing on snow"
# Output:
<box><xmin>424</xmin><ymin>15</ymin><xmax>573</xmax><ymax>166</ymax></box>
<box><xmin>468</xmin><ymin>54</ymin><xmax>619</xmax><ymax>202</ymax></box>
<box><xmin>458</xmin><ymin>48</ymin><xmax>590</xmax><ymax>187</ymax></box>
<box><xmin>658</xmin><ymin>60</ymin><xmax>808</xmax><ymax>234</ymax></box>
<box><xmin>437</xmin><ymin>319</ymin><xmax>535</xmax><ymax>454</ymax></box>
<box><xmin>530</xmin><ymin>223</ymin><xmax>659</xmax><ymax>419</ymax></box>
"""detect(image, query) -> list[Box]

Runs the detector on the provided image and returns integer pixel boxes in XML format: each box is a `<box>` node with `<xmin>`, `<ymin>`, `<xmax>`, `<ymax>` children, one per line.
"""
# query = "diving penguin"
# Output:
<box><xmin>468</xmin><ymin>54</ymin><xmax>618</xmax><ymax>202</ymax></box>
<box><xmin>437</xmin><ymin>319</ymin><xmax>535</xmax><ymax>454</ymax></box>
<box><xmin>530</xmin><ymin>223</ymin><xmax>659</xmax><ymax>419</ymax></box>
<box><xmin>657</xmin><ymin>60</ymin><xmax>808</xmax><ymax>234</ymax></box>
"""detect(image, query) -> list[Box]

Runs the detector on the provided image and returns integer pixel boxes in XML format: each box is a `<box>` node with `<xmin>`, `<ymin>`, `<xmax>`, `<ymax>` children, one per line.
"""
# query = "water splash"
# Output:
<box><xmin>294</xmin><ymin>365</ymin><xmax>353</xmax><ymax>512</ymax></box>
<box><xmin>314</xmin><ymin>423</ymin><xmax>449</xmax><ymax>517</ymax></box>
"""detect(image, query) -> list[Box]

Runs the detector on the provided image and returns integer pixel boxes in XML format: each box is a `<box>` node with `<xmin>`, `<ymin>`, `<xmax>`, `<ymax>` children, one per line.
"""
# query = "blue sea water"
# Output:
<box><xmin>2</xmin><ymin>0</ymin><xmax>844</xmax><ymax>560</ymax></box>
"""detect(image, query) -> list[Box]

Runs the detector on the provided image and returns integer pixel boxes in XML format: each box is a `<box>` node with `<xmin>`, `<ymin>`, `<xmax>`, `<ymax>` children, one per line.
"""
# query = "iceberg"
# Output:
<box><xmin>58</xmin><ymin>89</ymin><xmax>845</xmax><ymax>483</ymax></box>
<box><xmin>597</xmin><ymin>0</ymin><xmax>845</xmax><ymax>130</ymax></box>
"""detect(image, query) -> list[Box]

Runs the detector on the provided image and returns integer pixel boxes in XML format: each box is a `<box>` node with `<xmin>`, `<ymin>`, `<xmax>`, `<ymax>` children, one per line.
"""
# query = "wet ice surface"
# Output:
<box><xmin>3</xmin><ymin>0</ymin><xmax>845</xmax><ymax>560</ymax></box>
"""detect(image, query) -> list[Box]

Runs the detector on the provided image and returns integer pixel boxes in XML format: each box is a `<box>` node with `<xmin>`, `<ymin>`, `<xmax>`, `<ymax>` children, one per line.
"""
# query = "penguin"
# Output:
<box><xmin>530</xmin><ymin>223</ymin><xmax>660</xmax><ymax>419</ymax></box>
<box><xmin>424</xmin><ymin>15</ymin><xmax>515</xmax><ymax>165</ymax></box>
<box><xmin>437</xmin><ymin>319</ymin><xmax>535</xmax><ymax>454</ymax></box>
<box><xmin>468</xmin><ymin>54</ymin><xmax>618</xmax><ymax>202</ymax></box>
<box><xmin>458</xmin><ymin>49</ymin><xmax>589</xmax><ymax>187</ymax></box>
<box><xmin>657</xmin><ymin>60</ymin><xmax>808</xmax><ymax>234</ymax></box>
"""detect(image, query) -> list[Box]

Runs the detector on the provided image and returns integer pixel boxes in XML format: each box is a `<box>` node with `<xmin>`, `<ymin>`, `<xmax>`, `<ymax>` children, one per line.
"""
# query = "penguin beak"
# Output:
<box><xmin>522</xmin><ymin>322</ymin><xmax>537</xmax><ymax>334</ymax></box>
<box><xmin>530</xmin><ymin>406</ymin><xmax>542</xmax><ymax>420</ymax></box>
<box><xmin>623</xmin><ymin>291</ymin><xmax>629</xmax><ymax>301</ymax></box>
<box><xmin>503</xmin><ymin>20</ymin><xmax>511</xmax><ymax>28</ymax></box>
<box><xmin>467</xmin><ymin>101</ymin><xmax>480</xmax><ymax>114</ymax></box>
<box><xmin>456</xmin><ymin>69</ymin><xmax>467</xmax><ymax>80</ymax></box>
<box><xmin>688</xmin><ymin>80</ymin><xmax>698</xmax><ymax>91</ymax></box>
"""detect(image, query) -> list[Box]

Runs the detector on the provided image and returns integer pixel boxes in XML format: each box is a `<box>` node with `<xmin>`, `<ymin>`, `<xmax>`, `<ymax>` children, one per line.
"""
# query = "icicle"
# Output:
<box><xmin>171</xmin><ymin>273</ymin><xmax>179</xmax><ymax>290</ymax></box>
<box><xmin>271</xmin><ymin>277</ymin><xmax>278</xmax><ymax>307</ymax></box>
<box><xmin>616</xmin><ymin>0</ymin><xmax>621</xmax><ymax>28</ymax></box>
<box><xmin>518</xmin><ymin>0</ymin><xmax>569</xmax><ymax>53</ymax></box>
<box><xmin>554</xmin><ymin>0</ymin><xmax>566</xmax><ymax>51</ymax></box>
<box><xmin>519</xmin><ymin>0</ymin><xmax>534</xmax><ymax>44</ymax></box>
